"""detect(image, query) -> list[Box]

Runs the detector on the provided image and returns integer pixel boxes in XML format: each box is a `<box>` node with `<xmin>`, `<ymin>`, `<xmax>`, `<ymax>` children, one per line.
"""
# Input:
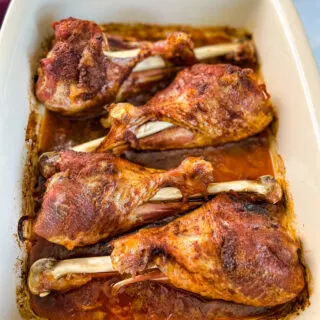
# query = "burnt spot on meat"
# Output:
<box><xmin>221</xmin><ymin>233</ymin><xmax>237</xmax><ymax>273</ymax></box>
<box><xmin>80</xmin><ymin>91</ymin><xmax>98</xmax><ymax>101</ymax></box>
<box><xmin>242</xmin><ymin>203</ymin><xmax>268</xmax><ymax>216</ymax></box>
<box><xmin>197</xmin><ymin>83</ymin><xmax>208</xmax><ymax>95</ymax></box>
<box><xmin>95</xmin><ymin>35</ymin><xmax>103</xmax><ymax>42</ymax></box>
<box><xmin>170</xmin><ymin>221</ymin><xmax>181</xmax><ymax>236</ymax></box>
<box><xmin>151</xmin><ymin>247</ymin><xmax>166</xmax><ymax>258</ymax></box>
<box><xmin>195</xmin><ymin>102</ymin><xmax>208</xmax><ymax>113</ymax></box>
<box><xmin>226</xmin><ymin>107</ymin><xmax>243</xmax><ymax>120</ymax></box>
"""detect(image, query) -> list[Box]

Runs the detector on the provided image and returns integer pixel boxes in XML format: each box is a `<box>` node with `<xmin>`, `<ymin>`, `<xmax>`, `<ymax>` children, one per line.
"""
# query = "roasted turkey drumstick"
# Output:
<box><xmin>29</xmin><ymin>194</ymin><xmax>304</xmax><ymax>307</ymax></box>
<box><xmin>34</xmin><ymin>151</ymin><xmax>212</xmax><ymax>249</ymax></box>
<box><xmin>75</xmin><ymin>63</ymin><xmax>273</xmax><ymax>153</ymax></box>
<box><xmin>36</xmin><ymin>18</ymin><xmax>253</xmax><ymax>117</ymax></box>
<box><xmin>35</xmin><ymin>17</ymin><xmax>196</xmax><ymax>116</ymax></box>
<box><xmin>33</xmin><ymin>151</ymin><xmax>282</xmax><ymax>250</ymax></box>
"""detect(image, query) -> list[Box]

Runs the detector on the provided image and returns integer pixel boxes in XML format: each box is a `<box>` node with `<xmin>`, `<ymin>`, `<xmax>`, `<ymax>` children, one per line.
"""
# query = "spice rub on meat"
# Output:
<box><xmin>110</xmin><ymin>193</ymin><xmax>305</xmax><ymax>307</ymax></box>
<box><xmin>97</xmin><ymin>63</ymin><xmax>273</xmax><ymax>153</ymax></box>
<box><xmin>33</xmin><ymin>151</ymin><xmax>213</xmax><ymax>249</ymax></box>
<box><xmin>36</xmin><ymin>17</ymin><xmax>196</xmax><ymax>117</ymax></box>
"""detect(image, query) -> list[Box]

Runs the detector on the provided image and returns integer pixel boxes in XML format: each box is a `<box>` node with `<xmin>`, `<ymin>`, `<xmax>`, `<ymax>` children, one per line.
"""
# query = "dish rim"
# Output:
<box><xmin>0</xmin><ymin>0</ymin><xmax>320</xmax><ymax>318</ymax></box>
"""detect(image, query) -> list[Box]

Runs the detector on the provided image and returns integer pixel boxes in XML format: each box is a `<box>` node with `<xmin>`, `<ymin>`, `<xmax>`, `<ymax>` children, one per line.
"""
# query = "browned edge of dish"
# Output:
<box><xmin>16</xmin><ymin>35</ymin><xmax>48</xmax><ymax>320</ymax></box>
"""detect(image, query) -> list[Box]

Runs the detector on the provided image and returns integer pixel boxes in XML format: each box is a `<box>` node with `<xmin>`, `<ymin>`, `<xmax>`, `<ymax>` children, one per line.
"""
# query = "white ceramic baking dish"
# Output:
<box><xmin>0</xmin><ymin>0</ymin><xmax>319</xmax><ymax>319</ymax></box>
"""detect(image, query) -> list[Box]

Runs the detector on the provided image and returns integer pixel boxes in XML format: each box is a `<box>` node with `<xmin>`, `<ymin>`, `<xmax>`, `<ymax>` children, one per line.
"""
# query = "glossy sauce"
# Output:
<box><xmin>28</xmin><ymin>24</ymin><xmax>306</xmax><ymax>320</ymax></box>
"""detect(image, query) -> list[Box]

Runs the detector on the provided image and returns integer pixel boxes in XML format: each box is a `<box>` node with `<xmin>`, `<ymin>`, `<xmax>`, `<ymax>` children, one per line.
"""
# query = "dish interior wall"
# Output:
<box><xmin>0</xmin><ymin>0</ymin><xmax>319</xmax><ymax>319</ymax></box>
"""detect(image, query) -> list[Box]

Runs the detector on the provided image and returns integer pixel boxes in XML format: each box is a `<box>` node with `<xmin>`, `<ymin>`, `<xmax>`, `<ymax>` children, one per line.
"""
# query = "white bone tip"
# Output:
<box><xmin>28</xmin><ymin>258</ymin><xmax>57</xmax><ymax>296</ymax></box>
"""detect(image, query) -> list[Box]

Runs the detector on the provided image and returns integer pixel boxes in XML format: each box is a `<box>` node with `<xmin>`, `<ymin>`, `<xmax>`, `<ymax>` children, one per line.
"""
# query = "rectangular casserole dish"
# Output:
<box><xmin>0</xmin><ymin>0</ymin><xmax>319</xmax><ymax>318</ymax></box>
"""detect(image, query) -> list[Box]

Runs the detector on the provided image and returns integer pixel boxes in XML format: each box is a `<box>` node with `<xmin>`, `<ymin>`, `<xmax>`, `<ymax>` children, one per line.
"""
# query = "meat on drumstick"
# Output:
<box><xmin>29</xmin><ymin>193</ymin><xmax>304</xmax><ymax>307</ymax></box>
<box><xmin>74</xmin><ymin>64</ymin><xmax>273</xmax><ymax>154</ymax></box>
<box><xmin>33</xmin><ymin>150</ymin><xmax>281</xmax><ymax>249</ymax></box>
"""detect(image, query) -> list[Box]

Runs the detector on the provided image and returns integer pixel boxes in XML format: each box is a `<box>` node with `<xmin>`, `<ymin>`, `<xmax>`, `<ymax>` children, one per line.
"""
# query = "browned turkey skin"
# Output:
<box><xmin>35</xmin><ymin>17</ymin><xmax>196</xmax><ymax>117</ymax></box>
<box><xmin>110</xmin><ymin>194</ymin><xmax>305</xmax><ymax>307</ymax></box>
<box><xmin>30</xmin><ymin>194</ymin><xmax>305</xmax><ymax>307</ymax></box>
<box><xmin>33</xmin><ymin>151</ymin><xmax>214</xmax><ymax>249</ymax></box>
<box><xmin>96</xmin><ymin>63</ymin><xmax>273</xmax><ymax>153</ymax></box>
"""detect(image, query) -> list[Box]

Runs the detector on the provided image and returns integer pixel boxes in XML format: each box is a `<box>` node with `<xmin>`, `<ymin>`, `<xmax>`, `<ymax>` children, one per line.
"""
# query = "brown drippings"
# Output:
<box><xmin>30</xmin><ymin>278</ymin><xmax>309</xmax><ymax>320</ymax></box>
<box><xmin>125</xmin><ymin>132</ymin><xmax>273</xmax><ymax>182</ymax></box>
<box><xmin>39</xmin><ymin>110</ymin><xmax>107</xmax><ymax>152</ymax></box>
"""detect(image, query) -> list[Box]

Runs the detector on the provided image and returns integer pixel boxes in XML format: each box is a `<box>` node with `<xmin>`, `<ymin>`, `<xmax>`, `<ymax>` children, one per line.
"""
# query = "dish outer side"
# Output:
<box><xmin>0</xmin><ymin>0</ymin><xmax>319</xmax><ymax>319</ymax></box>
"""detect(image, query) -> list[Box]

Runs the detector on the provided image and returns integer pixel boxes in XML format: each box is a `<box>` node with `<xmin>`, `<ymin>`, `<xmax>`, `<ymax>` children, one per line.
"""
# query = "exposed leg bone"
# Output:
<box><xmin>113</xmin><ymin>41</ymin><xmax>254</xmax><ymax>103</ymax></box>
<box><xmin>112</xmin><ymin>271</ymin><xmax>168</xmax><ymax>291</ymax></box>
<box><xmin>150</xmin><ymin>175</ymin><xmax>282</xmax><ymax>204</ymax></box>
<box><xmin>105</xmin><ymin>42</ymin><xmax>251</xmax><ymax>72</ymax></box>
<box><xmin>72</xmin><ymin>137</ymin><xmax>106</xmax><ymax>153</ymax></box>
<box><xmin>72</xmin><ymin>121</ymin><xmax>173</xmax><ymax>152</ymax></box>
<box><xmin>28</xmin><ymin>256</ymin><xmax>115</xmax><ymax>297</ymax></box>
<box><xmin>28</xmin><ymin>256</ymin><xmax>159</xmax><ymax>297</ymax></box>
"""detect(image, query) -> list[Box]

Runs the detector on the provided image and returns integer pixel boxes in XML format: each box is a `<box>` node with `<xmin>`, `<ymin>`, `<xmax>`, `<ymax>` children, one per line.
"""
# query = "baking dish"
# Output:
<box><xmin>0</xmin><ymin>0</ymin><xmax>319</xmax><ymax>318</ymax></box>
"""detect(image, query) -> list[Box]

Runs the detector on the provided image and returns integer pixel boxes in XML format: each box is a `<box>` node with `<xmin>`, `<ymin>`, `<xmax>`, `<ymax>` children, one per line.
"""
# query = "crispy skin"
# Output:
<box><xmin>35</xmin><ymin>17</ymin><xmax>195</xmax><ymax>117</ymax></box>
<box><xmin>98</xmin><ymin>64</ymin><xmax>272</xmax><ymax>152</ymax></box>
<box><xmin>33</xmin><ymin>151</ymin><xmax>213</xmax><ymax>249</ymax></box>
<box><xmin>111</xmin><ymin>194</ymin><xmax>305</xmax><ymax>307</ymax></box>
